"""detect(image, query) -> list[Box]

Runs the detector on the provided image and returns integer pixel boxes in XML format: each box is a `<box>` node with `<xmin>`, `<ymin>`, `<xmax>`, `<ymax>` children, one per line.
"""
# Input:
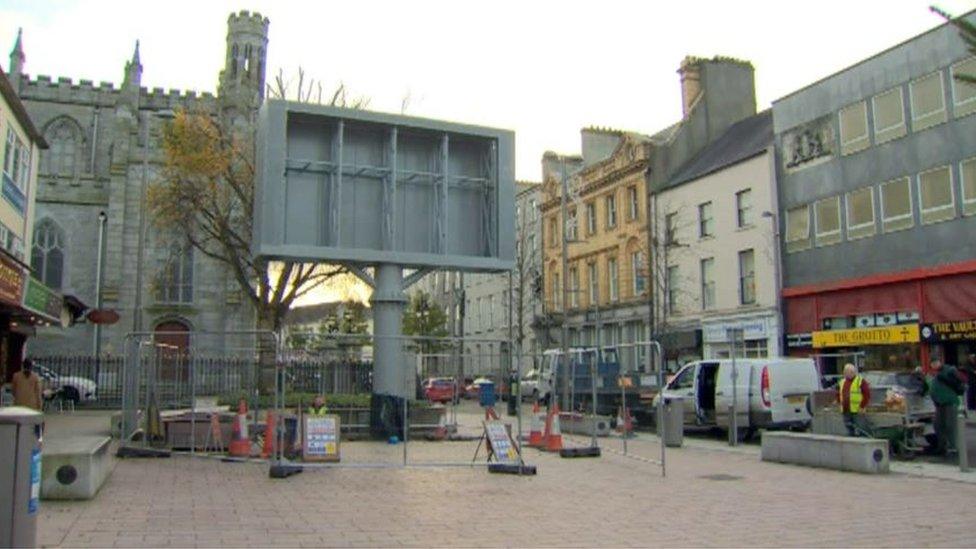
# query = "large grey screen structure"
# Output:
<box><xmin>254</xmin><ymin>100</ymin><xmax>515</xmax><ymax>271</ymax></box>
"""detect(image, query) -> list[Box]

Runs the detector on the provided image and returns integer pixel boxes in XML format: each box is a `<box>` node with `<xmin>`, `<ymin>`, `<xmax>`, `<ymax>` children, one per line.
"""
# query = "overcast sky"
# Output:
<box><xmin>3</xmin><ymin>0</ymin><xmax>974</xmax><ymax>183</ymax></box>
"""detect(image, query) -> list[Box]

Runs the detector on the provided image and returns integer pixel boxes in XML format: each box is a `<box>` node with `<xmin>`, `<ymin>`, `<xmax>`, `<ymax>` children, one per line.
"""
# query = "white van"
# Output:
<box><xmin>656</xmin><ymin>358</ymin><xmax>821</xmax><ymax>436</ymax></box>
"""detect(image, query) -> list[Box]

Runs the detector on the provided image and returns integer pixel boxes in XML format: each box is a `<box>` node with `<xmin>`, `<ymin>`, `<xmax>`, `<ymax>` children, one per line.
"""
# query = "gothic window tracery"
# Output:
<box><xmin>31</xmin><ymin>218</ymin><xmax>66</xmax><ymax>290</ymax></box>
<box><xmin>45</xmin><ymin>117</ymin><xmax>82</xmax><ymax>178</ymax></box>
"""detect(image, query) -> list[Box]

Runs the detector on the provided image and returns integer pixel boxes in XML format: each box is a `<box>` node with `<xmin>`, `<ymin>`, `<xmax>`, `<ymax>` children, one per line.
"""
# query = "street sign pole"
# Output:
<box><xmin>727</xmin><ymin>327</ymin><xmax>743</xmax><ymax>446</ymax></box>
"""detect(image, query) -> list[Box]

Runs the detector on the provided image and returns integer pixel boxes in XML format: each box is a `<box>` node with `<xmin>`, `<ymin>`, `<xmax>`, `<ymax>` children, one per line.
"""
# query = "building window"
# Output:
<box><xmin>567</xmin><ymin>207</ymin><xmax>578</xmax><ymax>241</ymax></box>
<box><xmin>157</xmin><ymin>244</ymin><xmax>194</xmax><ymax>304</ymax></box>
<box><xmin>785</xmin><ymin>204</ymin><xmax>811</xmax><ymax>253</ymax></box>
<box><xmin>951</xmin><ymin>57</ymin><xmax>976</xmax><ymax>118</ymax></box>
<box><xmin>588</xmin><ymin>262</ymin><xmax>598</xmax><ymax>305</ymax></box>
<box><xmin>631</xmin><ymin>251</ymin><xmax>646</xmax><ymax>296</ymax></box>
<box><xmin>31</xmin><ymin>219</ymin><xmax>65</xmax><ymax>291</ymax></box>
<box><xmin>665</xmin><ymin>212</ymin><xmax>677</xmax><ymax>245</ymax></box>
<box><xmin>628</xmin><ymin>186</ymin><xmax>639</xmax><ymax>220</ymax></box>
<box><xmin>46</xmin><ymin>118</ymin><xmax>78</xmax><ymax>178</ymax></box>
<box><xmin>872</xmin><ymin>87</ymin><xmax>907</xmax><ymax>144</ymax></box>
<box><xmin>736</xmin><ymin>189</ymin><xmax>753</xmax><ymax>228</ymax></box>
<box><xmin>3</xmin><ymin>129</ymin><xmax>20</xmax><ymax>187</ymax></box>
<box><xmin>738</xmin><ymin>339</ymin><xmax>768</xmax><ymax>358</ymax></box>
<box><xmin>910</xmin><ymin>71</ymin><xmax>947</xmax><ymax>131</ymax></box>
<box><xmin>880</xmin><ymin>176</ymin><xmax>914</xmax><ymax>232</ymax></box>
<box><xmin>738</xmin><ymin>249</ymin><xmax>756</xmax><ymax>305</ymax></box>
<box><xmin>548</xmin><ymin>216</ymin><xmax>558</xmax><ymax>247</ymax></box>
<box><xmin>488</xmin><ymin>295</ymin><xmax>494</xmax><ymax>328</ymax></box>
<box><xmin>608</xmin><ymin>257</ymin><xmax>618</xmax><ymax>302</ymax></box>
<box><xmin>814</xmin><ymin>196</ymin><xmax>842</xmax><ymax>246</ymax></box>
<box><xmin>839</xmin><ymin>101</ymin><xmax>869</xmax><ymax>155</ymax></box>
<box><xmin>960</xmin><ymin>157</ymin><xmax>976</xmax><ymax>216</ymax></box>
<box><xmin>586</xmin><ymin>202</ymin><xmax>597</xmax><ymax>235</ymax></box>
<box><xmin>846</xmin><ymin>186</ymin><xmax>876</xmax><ymax>240</ymax></box>
<box><xmin>917</xmin><ymin>166</ymin><xmax>955</xmax><ymax>225</ymax></box>
<box><xmin>569</xmin><ymin>267</ymin><xmax>579</xmax><ymax>308</ymax></box>
<box><xmin>529</xmin><ymin>199</ymin><xmax>538</xmax><ymax>220</ymax></box>
<box><xmin>0</xmin><ymin>223</ymin><xmax>23</xmax><ymax>262</ymax></box>
<box><xmin>605</xmin><ymin>194</ymin><xmax>617</xmax><ymax>229</ymax></box>
<box><xmin>666</xmin><ymin>265</ymin><xmax>679</xmax><ymax>315</ymax></box>
<box><xmin>698</xmin><ymin>202</ymin><xmax>714</xmax><ymax>238</ymax></box>
<box><xmin>700</xmin><ymin>258</ymin><xmax>715</xmax><ymax>310</ymax></box>
<box><xmin>551</xmin><ymin>272</ymin><xmax>561</xmax><ymax>310</ymax></box>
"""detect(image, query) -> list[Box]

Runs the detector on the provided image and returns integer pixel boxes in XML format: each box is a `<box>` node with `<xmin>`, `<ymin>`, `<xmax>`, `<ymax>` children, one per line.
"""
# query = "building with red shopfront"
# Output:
<box><xmin>783</xmin><ymin>260</ymin><xmax>976</xmax><ymax>373</ymax></box>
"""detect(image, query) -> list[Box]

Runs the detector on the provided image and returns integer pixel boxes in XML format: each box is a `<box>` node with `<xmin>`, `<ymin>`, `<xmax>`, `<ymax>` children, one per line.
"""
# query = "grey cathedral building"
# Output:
<box><xmin>7</xmin><ymin>11</ymin><xmax>269</xmax><ymax>356</ymax></box>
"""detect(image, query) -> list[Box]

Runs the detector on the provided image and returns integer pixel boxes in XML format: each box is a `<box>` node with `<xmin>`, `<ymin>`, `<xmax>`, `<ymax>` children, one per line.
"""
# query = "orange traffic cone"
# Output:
<box><xmin>528</xmin><ymin>402</ymin><xmax>545</xmax><ymax>448</ymax></box>
<box><xmin>228</xmin><ymin>399</ymin><xmax>250</xmax><ymax>457</ymax></box>
<box><xmin>260</xmin><ymin>411</ymin><xmax>275</xmax><ymax>458</ymax></box>
<box><xmin>545</xmin><ymin>404</ymin><xmax>563</xmax><ymax>452</ymax></box>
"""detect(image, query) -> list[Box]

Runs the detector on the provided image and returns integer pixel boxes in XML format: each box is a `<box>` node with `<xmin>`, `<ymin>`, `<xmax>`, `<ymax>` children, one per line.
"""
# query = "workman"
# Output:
<box><xmin>836</xmin><ymin>363</ymin><xmax>871</xmax><ymax>436</ymax></box>
<box><xmin>10</xmin><ymin>358</ymin><xmax>43</xmax><ymax>411</ymax></box>
<box><xmin>307</xmin><ymin>395</ymin><xmax>329</xmax><ymax>416</ymax></box>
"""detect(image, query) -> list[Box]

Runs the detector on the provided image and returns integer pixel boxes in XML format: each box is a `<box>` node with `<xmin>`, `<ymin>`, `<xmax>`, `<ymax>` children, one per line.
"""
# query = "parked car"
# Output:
<box><xmin>33</xmin><ymin>363</ymin><xmax>97</xmax><ymax>403</ymax></box>
<box><xmin>422</xmin><ymin>377</ymin><xmax>460</xmax><ymax>404</ymax></box>
<box><xmin>654</xmin><ymin>358</ymin><xmax>822</xmax><ymax>438</ymax></box>
<box><xmin>520</xmin><ymin>369</ymin><xmax>544</xmax><ymax>402</ymax></box>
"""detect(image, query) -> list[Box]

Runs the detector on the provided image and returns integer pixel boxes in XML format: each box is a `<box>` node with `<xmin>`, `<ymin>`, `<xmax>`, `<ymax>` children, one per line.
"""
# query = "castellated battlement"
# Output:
<box><xmin>227</xmin><ymin>10</ymin><xmax>269</xmax><ymax>32</ymax></box>
<box><xmin>17</xmin><ymin>73</ymin><xmax>215</xmax><ymax>110</ymax></box>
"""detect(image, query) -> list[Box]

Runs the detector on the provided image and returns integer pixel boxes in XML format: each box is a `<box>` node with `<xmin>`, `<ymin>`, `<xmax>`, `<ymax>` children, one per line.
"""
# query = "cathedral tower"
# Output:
<box><xmin>217</xmin><ymin>10</ymin><xmax>269</xmax><ymax>121</ymax></box>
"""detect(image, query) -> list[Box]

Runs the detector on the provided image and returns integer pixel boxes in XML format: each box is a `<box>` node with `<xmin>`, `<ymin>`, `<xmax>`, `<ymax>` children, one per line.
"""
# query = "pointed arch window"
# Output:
<box><xmin>156</xmin><ymin>244</ymin><xmax>193</xmax><ymax>304</ymax></box>
<box><xmin>31</xmin><ymin>219</ymin><xmax>65</xmax><ymax>290</ymax></box>
<box><xmin>45</xmin><ymin>118</ymin><xmax>80</xmax><ymax>177</ymax></box>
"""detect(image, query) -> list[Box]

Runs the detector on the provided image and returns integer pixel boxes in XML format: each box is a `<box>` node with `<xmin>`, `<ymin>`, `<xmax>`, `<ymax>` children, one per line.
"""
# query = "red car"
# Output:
<box><xmin>423</xmin><ymin>377</ymin><xmax>459</xmax><ymax>403</ymax></box>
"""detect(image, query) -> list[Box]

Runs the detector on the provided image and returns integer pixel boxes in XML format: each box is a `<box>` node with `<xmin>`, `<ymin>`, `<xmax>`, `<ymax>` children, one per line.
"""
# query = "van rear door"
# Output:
<box><xmin>768</xmin><ymin>359</ymin><xmax>821</xmax><ymax>425</ymax></box>
<box><xmin>714</xmin><ymin>360</ymin><xmax>752</xmax><ymax>429</ymax></box>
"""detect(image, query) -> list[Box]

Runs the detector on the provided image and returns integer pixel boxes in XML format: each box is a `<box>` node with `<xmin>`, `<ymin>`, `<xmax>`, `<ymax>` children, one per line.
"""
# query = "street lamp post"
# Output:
<box><xmin>94</xmin><ymin>210</ymin><xmax>107</xmax><ymax>381</ymax></box>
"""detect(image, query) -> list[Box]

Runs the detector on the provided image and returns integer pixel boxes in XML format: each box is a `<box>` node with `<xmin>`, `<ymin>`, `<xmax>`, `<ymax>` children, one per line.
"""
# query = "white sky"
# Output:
<box><xmin>2</xmin><ymin>0</ymin><xmax>974</xmax><ymax>305</ymax></box>
<box><xmin>4</xmin><ymin>0</ymin><xmax>974</xmax><ymax>184</ymax></box>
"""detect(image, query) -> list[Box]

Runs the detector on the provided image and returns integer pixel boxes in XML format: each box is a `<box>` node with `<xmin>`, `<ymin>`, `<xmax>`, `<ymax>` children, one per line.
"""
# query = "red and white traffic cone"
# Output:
<box><xmin>528</xmin><ymin>401</ymin><xmax>545</xmax><ymax>448</ymax></box>
<box><xmin>228</xmin><ymin>399</ymin><xmax>250</xmax><ymax>457</ymax></box>
<box><xmin>545</xmin><ymin>404</ymin><xmax>563</xmax><ymax>452</ymax></box>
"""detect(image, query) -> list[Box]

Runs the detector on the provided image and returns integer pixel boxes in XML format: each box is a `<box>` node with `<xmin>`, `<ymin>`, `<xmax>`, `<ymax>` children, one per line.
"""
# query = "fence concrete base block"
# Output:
<box><xmin>761</xmin><ymin>431</ymin><xmax>888</xmax><ymax>474</ymax></box>
<box><xmin>269</xmin><ymin>464</ymin><xmax>304</xmax><ymax>479</ymax></box>
<box><xmin>488</xmin><ymin>463</ymin><xmax>537</xmax><ymax>475</ymax></box>
<box><xmin>41</xmin><ymin>436</ymin><xmax>113</xmax><ymax>500</ymax></box>
<box><xmin>558</xmin><ymin>413</ymin><xmax>613</xmax><ymax>437</ymax></box>
<box><xmin>115</xmin><ymin>446</ymin><xmax>171</xmax><ymax>459</ymax></box>
<box><xmin>559</xmin><ymin>446</ymin><xmax>602</xmax><ymax>458</ymax></box>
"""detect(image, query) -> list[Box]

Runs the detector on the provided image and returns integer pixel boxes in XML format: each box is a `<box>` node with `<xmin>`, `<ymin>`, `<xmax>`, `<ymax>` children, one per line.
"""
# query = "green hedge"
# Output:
<box><xmin>216</xmin><ymin>392</ymin><xmax>433</xmax><ymax>409</ymax></box>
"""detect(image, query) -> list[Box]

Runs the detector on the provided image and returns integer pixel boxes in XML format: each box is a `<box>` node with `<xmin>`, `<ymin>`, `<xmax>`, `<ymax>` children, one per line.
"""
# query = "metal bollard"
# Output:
<box><xmin>959</xmin><ymin>409</ymin><xmax>969</xmax><ymax>473</ymax></box>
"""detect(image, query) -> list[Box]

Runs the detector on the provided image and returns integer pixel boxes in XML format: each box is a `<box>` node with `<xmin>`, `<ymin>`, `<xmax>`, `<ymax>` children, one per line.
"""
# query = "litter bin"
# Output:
<box><xmin>1</xmin><ymin>406</ymin><xmax>43</xmax><ymax>548</ymax></box>
<box><xmin>661</xmin><ymin>396</ymin><xmax>684</xmax><ymax>448</ymax></box>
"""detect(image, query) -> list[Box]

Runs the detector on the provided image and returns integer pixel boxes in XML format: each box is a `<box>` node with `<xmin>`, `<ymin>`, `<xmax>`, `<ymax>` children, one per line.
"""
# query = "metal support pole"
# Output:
<box><xmin>649</xmin><ymin>340</ymin><xmax>665</xmax><ymax>478</ymax></box>
<box><xmin>959</xmin><ymin>409</ymin><xmax>969</xmax><ymax>473</ymax></box>
<box><xmin>729</xmin><ymin>329</ymin><xmax>740</xmax><ymax>447</ymax></box>
<box><xmin>591</xmin><ymin>347</ymin><xmax>598</xmax><ymax>449</ymax></box>
<box><xmin>371</xmin><ymin>264</ymin><xmax>407</xmax><ymax>398</ymax></box>
<box><xmin>560</xmin><ymin>169</ymin><xmax>570</xmax><ymax>411</ymax></box>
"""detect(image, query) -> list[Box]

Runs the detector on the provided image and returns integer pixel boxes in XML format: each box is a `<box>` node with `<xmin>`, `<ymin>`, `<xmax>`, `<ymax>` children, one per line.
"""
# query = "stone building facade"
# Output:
<box><xmin>540</xmin><ymin>56</ymin><xmax>759</xmax><ymax>371</ymax></box>
<box><xmin>8</xmin><ymin>11</ymin><xmax>268</xmax><ymax>356</ymax></box>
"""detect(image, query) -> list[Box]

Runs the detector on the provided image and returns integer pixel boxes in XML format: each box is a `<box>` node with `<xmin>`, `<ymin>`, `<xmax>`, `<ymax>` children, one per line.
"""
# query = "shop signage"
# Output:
<box><xmin>0</xmin><ymin>253</ymin><xmax>25</xmax><ymax>307</ymax></box>
<box><xmin>703</xmin><ymin>318</ymin><xmax>768</xmax><ymax>343</ymax></box>
<box><xmin>787</xmin><ymin>333</ymin><xmax>813</xmax><ymax>349</ymax></box>
<box><xmin>812</xmin><ymin>324</ymin><xmax>920</xmax><ymax>348</ymax></box>
<box><xmin>920</xmin><ymin>320</ymin><xmax>976</xmax><ymax>343</ymax></box>
<box><xmin>22</xmin><ymin>277</ymin><xmax>62</xmax><ymax>323</ymax></box>
<box><xmin>2</xmin><ymin>173</ymin><xmax>26</xmax><ymax>214</ymax></box>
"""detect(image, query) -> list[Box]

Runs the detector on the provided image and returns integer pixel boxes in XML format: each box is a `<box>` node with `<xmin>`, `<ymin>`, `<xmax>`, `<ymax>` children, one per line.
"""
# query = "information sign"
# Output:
<box><xmin>483</xmin><ymin>420</ymin><xmax>519</xmax><ymax>464</ymax></box>
<box><xmin>303</xmin><ymin>414</ymin><xmax>340</xmax><ymax>462</ymax></box>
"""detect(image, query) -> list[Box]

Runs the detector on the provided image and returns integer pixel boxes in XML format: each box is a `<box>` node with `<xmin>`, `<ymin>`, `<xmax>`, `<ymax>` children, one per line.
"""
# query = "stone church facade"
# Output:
<box><xmin>7</xmin><ymin>11</ymin><xmax>268</xmax><ymax>356</ymax></box>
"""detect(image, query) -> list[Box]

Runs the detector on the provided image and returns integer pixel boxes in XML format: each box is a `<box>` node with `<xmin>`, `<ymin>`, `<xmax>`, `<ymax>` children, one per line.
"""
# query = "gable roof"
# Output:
<box><xmin>666</xmin><ymin>109</ymin><xmax>772</xmax><ymax>189</ymax></box>
<box><xmin>0</xmin><ymin>67</ymin><xmax>47</xmax><ymax>148</ymax></box>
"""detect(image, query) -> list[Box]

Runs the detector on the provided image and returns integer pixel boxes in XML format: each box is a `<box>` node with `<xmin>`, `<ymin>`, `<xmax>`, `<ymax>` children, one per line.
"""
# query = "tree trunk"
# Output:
<box><xmin>256</xmin><ymin>305</ymin><xmax>280</xmax><ymax>395</ymax></box>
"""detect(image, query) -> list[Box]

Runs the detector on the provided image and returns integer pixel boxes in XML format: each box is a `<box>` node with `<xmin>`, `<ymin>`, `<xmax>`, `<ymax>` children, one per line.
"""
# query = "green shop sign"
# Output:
<box><xmin>22</xmin><ymin>277</ymin><xmax>62</xmax><ymax>323</ymax></box>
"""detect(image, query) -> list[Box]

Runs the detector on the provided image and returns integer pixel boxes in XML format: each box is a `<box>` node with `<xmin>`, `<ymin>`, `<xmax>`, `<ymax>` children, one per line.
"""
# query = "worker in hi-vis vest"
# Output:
<box><xmin>308</xmin><ymin>395</ymin><xmax>329</xmax><ymax>416</ymax></box>
<box><xmin>836</xmin><ymin>363</ymin><xmax>871</xmax><ymax>436</ymax></box>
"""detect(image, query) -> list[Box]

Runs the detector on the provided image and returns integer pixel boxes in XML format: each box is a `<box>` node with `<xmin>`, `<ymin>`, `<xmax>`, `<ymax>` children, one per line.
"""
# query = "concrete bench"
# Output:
<box><xmin>41</xmin><ymin>436</ymin><xmax>114</xmax><ymax>500</ymax></box>
<box><xmin>761</xmin><ymin>431</ymin><xmax>889</xmax><ymax>474</ymax></box>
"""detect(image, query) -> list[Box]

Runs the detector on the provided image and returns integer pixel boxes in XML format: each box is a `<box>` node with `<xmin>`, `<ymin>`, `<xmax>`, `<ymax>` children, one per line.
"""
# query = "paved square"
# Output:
<box><xmin>37</xmin><ymin>427</ymin><xmax>976</xmax><ymax>548</ymax></box>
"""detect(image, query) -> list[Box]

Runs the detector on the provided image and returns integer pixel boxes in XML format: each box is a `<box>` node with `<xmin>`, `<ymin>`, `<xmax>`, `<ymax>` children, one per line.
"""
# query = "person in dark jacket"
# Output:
<box><xmin>963</xmin><ymin>353</ymin><xmax>976</xmax><ymax>413</ymax></box>
<box><xmin>928</xmin><ymin>359</ymin><xmax>965</xmax><ymax>456</ymax></box>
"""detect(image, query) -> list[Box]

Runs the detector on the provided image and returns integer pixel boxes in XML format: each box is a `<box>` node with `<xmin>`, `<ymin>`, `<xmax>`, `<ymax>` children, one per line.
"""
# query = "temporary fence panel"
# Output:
<box><xmin>27</xmin><ymin>355</ymin><xmax>125</xmax><ymax>408</ymax></box>
<box><xmin>119</xmin><ymin>331</ymin><xmax>279</xmax><ymax>456</ymax></box>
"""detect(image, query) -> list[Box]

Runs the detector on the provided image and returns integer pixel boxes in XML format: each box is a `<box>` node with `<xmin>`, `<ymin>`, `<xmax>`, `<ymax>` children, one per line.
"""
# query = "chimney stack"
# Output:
<box><xmin>678</xmin><ymin>56</ymin><xmax>703</xmax><ymax>117</ymax></box>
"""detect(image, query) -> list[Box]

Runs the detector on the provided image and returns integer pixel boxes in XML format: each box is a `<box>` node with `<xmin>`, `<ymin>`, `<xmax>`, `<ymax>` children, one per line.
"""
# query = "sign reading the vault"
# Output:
<box><xmin>920</xmin><ymin>320</ymin><xmax>976</xmax><ymax>343</ymax></box>
<box><xmin>812</xmin><ymin>324</ymin><xmax>920</xmax><ymax>348</ymax></box>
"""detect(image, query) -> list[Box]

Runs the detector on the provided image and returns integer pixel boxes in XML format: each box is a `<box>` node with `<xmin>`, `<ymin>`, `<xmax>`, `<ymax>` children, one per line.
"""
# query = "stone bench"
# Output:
<box><xmin>761</xmin><ymin>431</ymin><xmax>889</xmax><ymax>474</ymax></box>
<box><xmin>41</xmin><ymin>436</ymin><xmax>114</xmax><ymax>500</ymax></box>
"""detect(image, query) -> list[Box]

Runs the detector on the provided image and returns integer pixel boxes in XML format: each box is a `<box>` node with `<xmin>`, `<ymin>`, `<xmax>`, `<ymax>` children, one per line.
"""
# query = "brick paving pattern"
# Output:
<box><xmin>38</xmin><ymin>432</ymin><xmax>976</xmax><ymax>548</ymax></box>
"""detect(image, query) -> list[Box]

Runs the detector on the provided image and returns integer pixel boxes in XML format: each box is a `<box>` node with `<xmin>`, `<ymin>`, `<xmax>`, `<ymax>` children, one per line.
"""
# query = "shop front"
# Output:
<box><xmin>702</xmin><ymin>313</ymin><xmax>781</xmax><ymax>359</ymax></box>
<box><xmin>783</xmin><ymin>259</ymin><xmax>976</xmax><ymax>375</ymax></box>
